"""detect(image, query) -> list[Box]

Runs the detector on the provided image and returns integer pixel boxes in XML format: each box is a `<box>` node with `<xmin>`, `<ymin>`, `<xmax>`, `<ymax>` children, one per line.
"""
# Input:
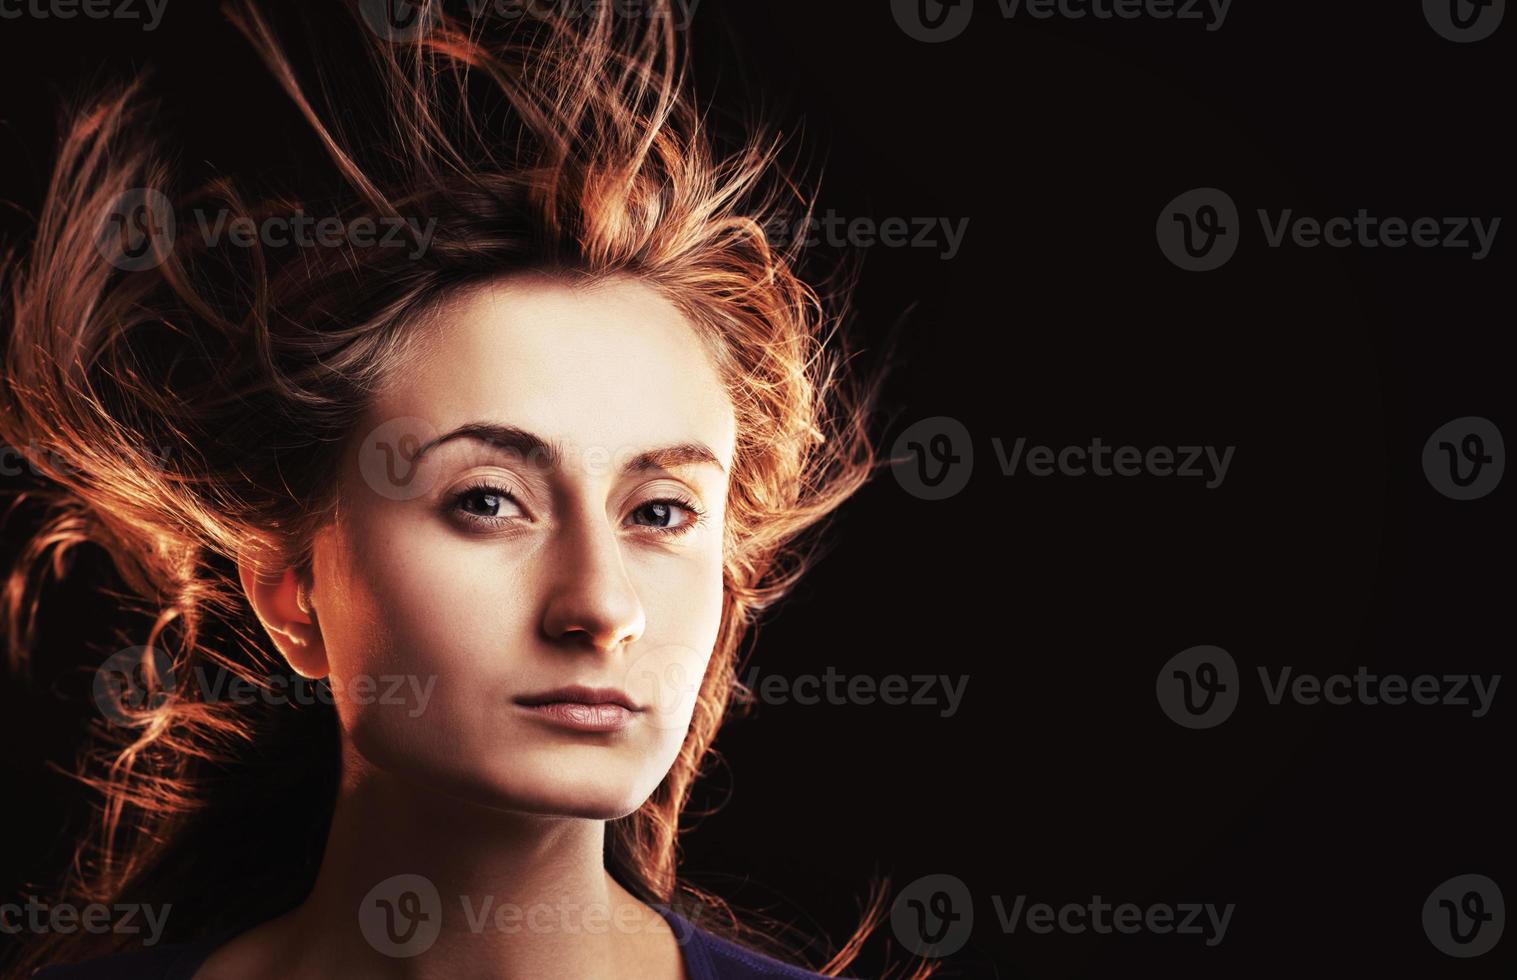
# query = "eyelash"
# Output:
<box><xmin>449</xmin><ymin>481</ymin><xmax>707</xmax><ymax>537</ymax></box>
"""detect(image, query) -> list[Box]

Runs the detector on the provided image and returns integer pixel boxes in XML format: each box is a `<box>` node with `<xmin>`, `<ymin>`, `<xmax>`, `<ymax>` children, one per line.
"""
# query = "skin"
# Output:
<box><xmin>214</xmin><ymin>272</ymin><xmax>735</xmax><ymax>979</ymax></box>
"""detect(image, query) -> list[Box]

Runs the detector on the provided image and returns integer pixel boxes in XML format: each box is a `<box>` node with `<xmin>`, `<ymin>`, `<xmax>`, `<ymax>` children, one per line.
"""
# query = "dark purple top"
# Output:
<box><xmin>28</xmin><ymin>903</ymin><xmax>832</xmax><ymax>978</ymax></box>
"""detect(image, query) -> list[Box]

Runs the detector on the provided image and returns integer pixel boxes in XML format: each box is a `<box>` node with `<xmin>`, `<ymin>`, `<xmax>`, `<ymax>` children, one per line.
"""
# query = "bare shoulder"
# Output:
<box><xmin>190</xmin><ymin>910</ymin><xmax>300</xmax><ymax>980</ymax></box>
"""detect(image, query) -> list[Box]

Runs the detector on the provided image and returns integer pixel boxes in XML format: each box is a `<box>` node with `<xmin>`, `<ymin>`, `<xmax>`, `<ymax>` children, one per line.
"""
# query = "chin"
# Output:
<box><xmin>474</xmin><ymin>779</ymin><xmax>651</xmax><ymax>820</ymax></box>
<box><xmin>419</xmin><ymin>759</ymin><xmax>657</xmax><ymax>820</ymax></box>
<box><xmin>355</xmin><ymin>732</ymin><xmax>665</xmax><ymax>818</ymax></box>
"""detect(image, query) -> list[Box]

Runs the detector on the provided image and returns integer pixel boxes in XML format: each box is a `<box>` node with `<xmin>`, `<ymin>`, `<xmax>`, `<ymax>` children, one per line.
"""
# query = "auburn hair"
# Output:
<box><xmin>1</xmin><ymin>1</ymin><xmax>931</xmax><ymax>976</ymax></box>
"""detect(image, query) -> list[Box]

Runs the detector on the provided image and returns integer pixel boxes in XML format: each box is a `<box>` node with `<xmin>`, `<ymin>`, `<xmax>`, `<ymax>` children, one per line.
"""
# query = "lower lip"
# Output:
<box><xmin>517</xmin><ymin>701</ymin><xmax>638</xmax><ymax>732</ymax></box>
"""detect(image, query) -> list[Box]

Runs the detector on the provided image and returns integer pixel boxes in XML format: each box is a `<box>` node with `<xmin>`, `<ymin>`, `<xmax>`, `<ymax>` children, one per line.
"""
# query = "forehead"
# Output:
<box><xmin>377</xmin><ymin>273</ymin><xmax>736</xmax><ymax>471</ymax></box>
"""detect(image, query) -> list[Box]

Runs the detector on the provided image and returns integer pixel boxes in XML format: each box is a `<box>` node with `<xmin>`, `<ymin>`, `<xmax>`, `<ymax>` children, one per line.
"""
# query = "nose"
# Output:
<box><xmin>539</xmin><ymin>508</ymin><xmax>646</xmax><ymax>654</ymax></box>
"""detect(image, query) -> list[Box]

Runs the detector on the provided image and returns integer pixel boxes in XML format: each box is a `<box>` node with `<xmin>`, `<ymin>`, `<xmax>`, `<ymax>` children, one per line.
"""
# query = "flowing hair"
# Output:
<box><xmin>0</xmin><ymin>1</ymin><xmax>931</xmax><ymax>975</ymax></box>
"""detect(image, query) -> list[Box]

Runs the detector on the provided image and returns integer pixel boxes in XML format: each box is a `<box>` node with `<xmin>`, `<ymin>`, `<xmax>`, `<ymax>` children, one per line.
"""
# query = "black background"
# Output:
<box><xmin>1</xmin><ymin>1</ymin><xmax>1510</xmax><ymax>977</ymax></box>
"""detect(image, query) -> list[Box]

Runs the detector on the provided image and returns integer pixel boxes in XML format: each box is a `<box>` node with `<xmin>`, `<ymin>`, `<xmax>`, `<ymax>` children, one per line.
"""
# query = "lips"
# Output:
<box><xmin>513</xmin><ymin>685</ymin><xmax>646</xmax><ymax>734</ymax></box>
<box><xmin>512</xmin><ymin>684</ymin><xmax>646</xmax><ymax>712</ymax></box>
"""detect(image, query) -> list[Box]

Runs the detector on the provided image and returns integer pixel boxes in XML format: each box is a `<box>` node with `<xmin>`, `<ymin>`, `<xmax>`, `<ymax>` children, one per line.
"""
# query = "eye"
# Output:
<box><xmin>450</xmin><ymin>481</ymin><xmax>524</xmax><ymax>529</ymax></box>
<box><xmin>628</xmin><ymin>496</ymin><xmax>705</xmax><ymax>536</ymax></box>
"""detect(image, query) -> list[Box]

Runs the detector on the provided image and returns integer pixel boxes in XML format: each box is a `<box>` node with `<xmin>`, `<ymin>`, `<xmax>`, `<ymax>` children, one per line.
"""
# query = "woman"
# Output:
<box><xmin>1</xmin><ymin>1</ymin><xmax>933</xmax><ymax>977</ymax></box>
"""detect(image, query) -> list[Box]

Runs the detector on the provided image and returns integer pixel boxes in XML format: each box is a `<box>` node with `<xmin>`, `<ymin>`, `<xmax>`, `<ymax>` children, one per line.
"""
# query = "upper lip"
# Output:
<box><xmin>514</xmin><ymin>685</ymin><xmax>645</xmax><ymax>711</ymax></box>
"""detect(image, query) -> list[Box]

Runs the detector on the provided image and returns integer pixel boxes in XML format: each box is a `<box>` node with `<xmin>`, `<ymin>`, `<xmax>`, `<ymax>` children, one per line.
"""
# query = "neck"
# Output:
<box><xmin>273</xmin><ymin>754</ymin><xmax>671</xmax><ymax>979</ymax></box>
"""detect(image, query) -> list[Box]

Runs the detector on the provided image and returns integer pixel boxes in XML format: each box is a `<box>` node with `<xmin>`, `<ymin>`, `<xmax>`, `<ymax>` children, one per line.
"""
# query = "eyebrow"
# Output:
<box><xmin>414</xmin><ymin>422</ymin><xmax>725</xmax><ymax>476</ymax></box>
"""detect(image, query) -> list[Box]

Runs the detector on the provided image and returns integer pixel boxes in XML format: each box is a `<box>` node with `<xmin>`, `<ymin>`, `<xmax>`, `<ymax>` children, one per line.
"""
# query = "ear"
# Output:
<box><xmin>237</xmin><ymin>553</ymin><xmax>329</xmax><ymax>680</ymax></box>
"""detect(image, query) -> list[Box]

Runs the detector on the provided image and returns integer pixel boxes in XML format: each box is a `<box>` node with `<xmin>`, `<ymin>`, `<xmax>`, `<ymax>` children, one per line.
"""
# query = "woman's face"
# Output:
<box><xmin>308</xmin><ymin>273</ymin><xmax>735</xmax><ymax>818</ymax></box>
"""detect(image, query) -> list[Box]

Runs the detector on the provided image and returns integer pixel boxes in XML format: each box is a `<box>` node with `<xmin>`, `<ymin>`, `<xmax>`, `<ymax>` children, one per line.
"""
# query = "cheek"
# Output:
<box><xmin>622</xmin><ymin>544</ymin><xmax>726</xmax><ymax>733</ymax></box>
<box><xmin>322</xmin><ymin>502</ymin><xmax>524</xmax><ymax>677</ymax></box>
<box><xmin>311</xmin><ymin>501</ymin><xmax>533</xmax><ymax>770</ymax></box>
